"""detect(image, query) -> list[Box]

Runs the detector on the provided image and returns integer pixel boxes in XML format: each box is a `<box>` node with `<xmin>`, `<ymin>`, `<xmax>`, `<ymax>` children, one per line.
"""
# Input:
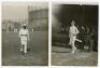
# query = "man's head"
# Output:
<box><xmin>22</xmin><ymin>24</ymin><xmax>27</xmax><ymax>29</ymax></box>
<box><xmin>71</xmin><ymin>20</ymin><xmax>75</xmax><ymax>26</ymax></box>
<box><xmin>23</xmin><ymin>25</ymin><xmax>27</xmax><ymax>29</ymax></box>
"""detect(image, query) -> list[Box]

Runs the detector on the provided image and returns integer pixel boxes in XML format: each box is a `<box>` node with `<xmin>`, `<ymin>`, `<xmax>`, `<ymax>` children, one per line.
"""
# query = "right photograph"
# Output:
<box><xmin>52</xmin><ymin>3</ymin><xmax>98</xmax><ymax>66</ymax></box>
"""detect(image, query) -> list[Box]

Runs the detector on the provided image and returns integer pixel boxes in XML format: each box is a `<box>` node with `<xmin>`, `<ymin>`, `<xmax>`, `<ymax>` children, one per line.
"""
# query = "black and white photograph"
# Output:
<box><xmin>52</xmin><ymin>3</ymin><xmax>98</xmax><ymax>66</ymax></box>
<box><xmin>1</xmin><ymin>0</ymin><xmax>100</xmax><ymax>67</ymax></box>
<box><xmin>2</xmin><ymin>2</ymin><xmax>48</xmax><ymax>66</ymax></box>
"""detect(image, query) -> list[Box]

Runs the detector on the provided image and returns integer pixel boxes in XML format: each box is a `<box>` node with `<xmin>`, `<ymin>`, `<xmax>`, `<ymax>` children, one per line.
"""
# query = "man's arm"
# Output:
<box><xmin>75</xmin><ymin>27</ymin><xmax>79</xmax><ymax>34</ymax></box>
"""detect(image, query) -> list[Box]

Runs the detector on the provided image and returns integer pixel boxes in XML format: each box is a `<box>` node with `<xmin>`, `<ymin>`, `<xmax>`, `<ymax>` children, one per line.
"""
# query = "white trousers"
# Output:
<box><xmin>20</xmin><ymin>39</ymin><xmax>27</xmax><ymax>54</ymax></box>
<box><xmin>70</xmin><ymin>36</ymin><xmax>76</xmax><ymax>53</ymax></box>
<box><xmin>69</xmin><ymin>35</ymin><xmax>82</xmax><ymax>53</ymax></box>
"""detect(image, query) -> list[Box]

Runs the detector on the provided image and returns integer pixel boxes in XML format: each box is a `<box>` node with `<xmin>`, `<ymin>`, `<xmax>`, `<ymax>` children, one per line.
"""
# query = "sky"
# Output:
<box><xmin>2</xmin><ymin>2</ymin><xmax>48</xmax><ymax>22</ymax></box>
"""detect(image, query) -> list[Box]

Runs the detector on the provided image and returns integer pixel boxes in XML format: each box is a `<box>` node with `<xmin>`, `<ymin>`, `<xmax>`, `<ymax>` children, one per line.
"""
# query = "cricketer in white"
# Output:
<box><xmin>69</xmin><ymin>20</ymin><xmax>82</xmax><ymax>54</ymax></box>
<box><xmin>19</xmin><ymin>24</ymin><xmax>30</xmax><ymax>55</ymax></box>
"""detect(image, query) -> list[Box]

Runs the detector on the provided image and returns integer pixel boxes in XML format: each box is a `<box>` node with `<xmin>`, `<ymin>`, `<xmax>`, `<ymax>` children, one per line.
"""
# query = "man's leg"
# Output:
<box><xmin>20</xmin><ymin>40</ymin><xmax>24</xmax><ymax>52</ymax></box>
<box><xmin>69</xmin><ymin>36</ymin><xmax>73</xmax><ymax>45</ymax></box>
<box><xmin>76</xmin><ymin>38</ymin><xmax>82</xmax><ymax>42</ymax></box>
<box><xmin>72</xmin><ymin>42</ymin><xmax>76</xmax><ymax>53</ymax></box>
<box><xmin>71</xmin><ymin>37</ymin><xmax>77</xmax><ymax>54</ymax></box>
<box><xmin>23</xmin><ymin>41</ymin><xmax>27</xmax><ymax>54</ymax></box>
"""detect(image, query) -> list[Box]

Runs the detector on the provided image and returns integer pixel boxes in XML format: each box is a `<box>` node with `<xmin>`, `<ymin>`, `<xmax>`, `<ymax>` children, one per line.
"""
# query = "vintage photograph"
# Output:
<box><xmin>2</xmin><ymin>2</ymin><xmax>48</xmax><ymax>66</ymax></box>
<box><xmin>52</xmin><ymin>4</ymin><xmax>98</xmax><ymax>66</ymax></box>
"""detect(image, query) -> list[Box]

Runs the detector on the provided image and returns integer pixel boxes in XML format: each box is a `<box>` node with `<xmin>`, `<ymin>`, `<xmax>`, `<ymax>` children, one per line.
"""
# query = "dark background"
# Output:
<box><xmin>56</xmin><ymin>5</ymin><xmax>98</xmax><ymax>27</ymax></box>
<box><xmin>52</xmin><ymin>4</ymin><xmax>98</xmax><ymax>51</ymax></box>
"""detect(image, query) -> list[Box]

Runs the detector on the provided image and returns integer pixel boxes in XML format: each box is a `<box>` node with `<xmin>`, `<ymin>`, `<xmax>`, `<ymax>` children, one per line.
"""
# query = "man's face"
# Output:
<box><xmin>71</xmin><ymin>21</ymin><xmax>75</xmax><ymax>26</ymax></box>
<box><xmin>23</xmin><ymin>26</ymin><xmax>27</xmax><ymax>29</ymax></box>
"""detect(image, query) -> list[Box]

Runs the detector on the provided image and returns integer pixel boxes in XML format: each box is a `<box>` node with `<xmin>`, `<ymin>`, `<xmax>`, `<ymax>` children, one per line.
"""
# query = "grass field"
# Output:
<box><xmin>52</xmin><ymin>46</ymin><xmax>98</xmax><ymax>66</ymax></box>
<box><xmin>2</xmin><ymin>31</ymin><xmax>48</xmax><ymax>66</ymax></box>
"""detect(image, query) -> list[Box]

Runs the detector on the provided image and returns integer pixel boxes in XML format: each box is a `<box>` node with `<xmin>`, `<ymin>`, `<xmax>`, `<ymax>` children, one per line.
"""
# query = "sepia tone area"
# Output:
<box><xmin>2</xmin><ymin>2</ymin><xmax>48</xmax><ymax>66</ymax></box>
<box><xmin>52</xmin><ymin>4</ymin><xmax>98</xmax><ymax>66</ymax></box>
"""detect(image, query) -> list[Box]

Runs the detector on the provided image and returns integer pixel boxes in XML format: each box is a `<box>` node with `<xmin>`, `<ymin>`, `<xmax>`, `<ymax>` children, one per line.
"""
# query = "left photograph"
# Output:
<box><xmin>2</xmin><ymin>2</ymin><xmax>48</xmax><ymax>66</ymax></box>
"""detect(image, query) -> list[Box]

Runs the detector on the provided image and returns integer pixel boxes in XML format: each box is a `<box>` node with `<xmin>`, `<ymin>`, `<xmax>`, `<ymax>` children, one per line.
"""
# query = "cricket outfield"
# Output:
<box><xmin>2</xmin><ymin>31</ymin><xmax>48</xmax><ymax>66</ymax></box>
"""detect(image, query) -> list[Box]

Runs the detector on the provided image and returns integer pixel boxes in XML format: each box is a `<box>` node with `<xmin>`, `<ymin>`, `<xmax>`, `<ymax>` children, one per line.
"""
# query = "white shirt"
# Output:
<box><xmin>69</xmin><ymin>26</ymin><xmax>79</xmax><ymax>36</ymax></box>
<box><xmin>19</xmin><ymin>28</ymin><xmax>29</xmax><ymax>40</ymax></box>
